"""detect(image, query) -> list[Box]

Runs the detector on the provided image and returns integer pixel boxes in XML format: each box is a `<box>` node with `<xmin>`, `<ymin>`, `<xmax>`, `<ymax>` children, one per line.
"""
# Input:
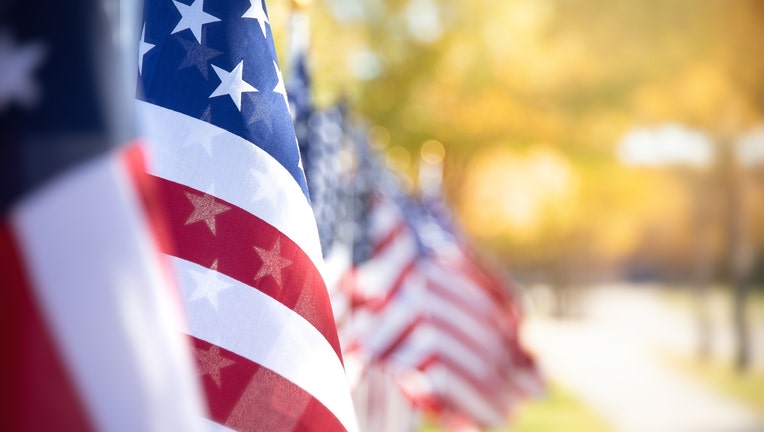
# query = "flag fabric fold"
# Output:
<box><xmin>138</xmin><ymin>0</ymin><xmax>357</xmax><ymax>430</ymax></box>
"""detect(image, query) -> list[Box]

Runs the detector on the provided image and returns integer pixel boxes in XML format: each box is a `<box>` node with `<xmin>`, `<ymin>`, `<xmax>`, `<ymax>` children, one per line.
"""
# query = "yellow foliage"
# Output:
<box><xmin>459</xmin><ymin>145</ymin><xmax>580</xmax><ymax>242</ymax></box>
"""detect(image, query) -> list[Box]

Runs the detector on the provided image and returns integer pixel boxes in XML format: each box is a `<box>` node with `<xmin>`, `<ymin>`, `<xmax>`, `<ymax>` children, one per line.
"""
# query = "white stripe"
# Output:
<box><xmin>136</xmin><ymin>100</ymin><xmax>323</xmax><ymax>269</ymax></box>
<box><xmin>171</xmin><ymin>256</ymin><xmax>359</xmax><ymax>432</ymax></box>
<box><xmin>12</xmin><ymin>151</ymin><xmax>207</xmax><ymax>432</ymax></box>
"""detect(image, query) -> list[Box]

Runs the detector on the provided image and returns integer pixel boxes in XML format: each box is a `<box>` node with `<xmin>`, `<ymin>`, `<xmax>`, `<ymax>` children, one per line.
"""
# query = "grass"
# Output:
<box><xmin>670</xmin><ymin>356</ymin><xmax>764</xmax><ymax>414</ymax></box>
<box><xmin>659</xmin><ymin>285</ymin><xmax>764</xmax><ymax>413</ymax></box>
<box><xmin>421</xmin><ymin>384</ymin><xmax>612</xmax><ymax>432</ymax></box>
<box><xmin>507</xmin><ymin>385</ymin><xmax>612</xmax><ymax>432</ymax></box>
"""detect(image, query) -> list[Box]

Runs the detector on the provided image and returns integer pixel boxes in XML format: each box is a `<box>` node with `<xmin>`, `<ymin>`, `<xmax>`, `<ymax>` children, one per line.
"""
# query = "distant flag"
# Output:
<box><xmin>342</xmin><ymin>138</ymin><xmax>542</xmax><ymax>428</ymax></box>
<box><xmin>0</xmin><ymin>0</ymin><xmax>207</xmax><ymax>430</ymax></box>
<box><xmin>418</xmin><ymin>181</ymin><xmax>542</xmax><ymax>401</ymax></box>
<box><xmin>286</xmin><ymin>1</ymin><xmax>346</xmax><ymax>256</ymax></box>
<box><xmin>284</xmin><ymin>0</ymin><xmax>356</xmax><ymax>348</ymax></box>
<box><xmin>300</xmin><ymin>107</ymin><xmax>347</xmax><ymax>254</ymax></box>
<box><xmin>137</xmin><ymin>0</ymin><xmax>357</xmax><ymax>430</ymax></box>
<box><xmin>411</xmin><ymin>199</ymin><xmax>544</xmax><ymax>425</ymax></box>
<box><xmin>284</xmin><ymin>9</ymin><xmax>420</xmax><ymax>430</ymax></box>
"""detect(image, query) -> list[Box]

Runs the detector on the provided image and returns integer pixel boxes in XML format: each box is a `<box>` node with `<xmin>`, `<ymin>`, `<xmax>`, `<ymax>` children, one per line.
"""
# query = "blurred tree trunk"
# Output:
<box><xmin>689</xmin><ymin>168</ymin><xmax>713</xmax><ymax>360</ymax></box>
<box><xmin>721</xmin><ymin>137</ymin><xmax>751</xmax><ymax>371</ymax></box>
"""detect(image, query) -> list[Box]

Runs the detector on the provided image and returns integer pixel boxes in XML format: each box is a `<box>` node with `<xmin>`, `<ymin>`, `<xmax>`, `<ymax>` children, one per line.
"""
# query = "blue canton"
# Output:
<box><xmin>139</xmin><ymin>0</ymin><xmax>309</xmax><ymax>200</ymax></box>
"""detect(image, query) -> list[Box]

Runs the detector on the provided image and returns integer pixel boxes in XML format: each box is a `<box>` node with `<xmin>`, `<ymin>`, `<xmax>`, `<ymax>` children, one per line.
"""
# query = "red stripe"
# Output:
<box><xmin>151</xmin><ymin>175</ymin><xmax>342</xmax><ymax>360</ymax></box>
<box><xmin>191</xmin><ymin>337</ymin><xmax>346</xmax><ymax>432</ymax></box>
<box><xmin>0</xmin><ymin>221</ymin><xmax>94</xmax><ymax>431</ymax></box>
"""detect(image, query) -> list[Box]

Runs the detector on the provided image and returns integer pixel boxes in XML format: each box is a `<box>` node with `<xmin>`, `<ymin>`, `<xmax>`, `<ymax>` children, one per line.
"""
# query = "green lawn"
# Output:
<box><xmin>670</xmin><ymin>356</ymin><xmax>764</xmax><ymax>414</ymax></box>
<box><xmin>507</xmin><ymin>385</ymin><xmax>612</xmax><ymax>432</ymax></box>
<box><xmin>421</xmin><ymin>384</ymin><xmax>612</xmax><ymax>432</ymax></box>
<box><xmin>659</xmin><ymin>285</ymin><xmax>764</xmax><ymax>413</ymax></box>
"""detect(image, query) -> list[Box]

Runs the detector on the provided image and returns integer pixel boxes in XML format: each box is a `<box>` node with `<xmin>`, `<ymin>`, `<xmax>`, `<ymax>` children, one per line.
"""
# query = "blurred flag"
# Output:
<box><xmin>286</xmin><ymin>1</ymin><xmax>353</xmax><ymax>261</ymax></box>
<box><xmin>414</xmin><ymin>199</ymin><xmax>545</xmax><ymax>421</ymax></box>
<box><xmin>286</xmin><ymin>10</ymin><xmax>341</xmax><ymax>255</ymax></box>
<box><xmin>342</xmin><ymin>141</ymin><xmax>542</xmax><ymax>428</ymax></box>
<box><xmin>137</xmin><ymin>0</ymin><xmax>357</xmax><ymax>430</ymax></box>
<box><xmin>285</xmin><ymin>8</ymin><xmax>417</xmax><ymax>431</ymax></box>
<box><xmin>418</xmin><ymin>188</ymin><xmax>543</xmax><ymax>403</ymax></box>
<box><xmin>0</xmin><ymin>0</ymin><xmax>207</xmax><ymax>430</ymax></box>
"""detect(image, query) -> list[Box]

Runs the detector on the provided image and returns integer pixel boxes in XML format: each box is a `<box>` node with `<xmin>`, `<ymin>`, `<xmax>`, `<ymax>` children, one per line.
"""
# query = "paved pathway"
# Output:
<box><xmin>522</xmin><ymin>284</ymin><xmax>764</xmax><ymax>432</ymax></box>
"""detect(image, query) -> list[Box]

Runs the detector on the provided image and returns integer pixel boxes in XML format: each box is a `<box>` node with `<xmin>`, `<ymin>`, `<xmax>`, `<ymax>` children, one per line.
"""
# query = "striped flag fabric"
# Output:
<box><xmin>137</xmin><ymin>0</ymin><xmax>357</xmax><ymax>430</ymax></box>
<box><xmin>341</xmin><ymin>142</ymin><xmax>542</xmax><ymax>428</ymax></box>
<box><xmin>1</xmin><ymin>0</ymin><xmax>207</xmax><ymax>430</ymax></box>
<box><xmin>416</xmin><ymin>194</ymin><xmax>543</xmax><ymax>402</ymax></box>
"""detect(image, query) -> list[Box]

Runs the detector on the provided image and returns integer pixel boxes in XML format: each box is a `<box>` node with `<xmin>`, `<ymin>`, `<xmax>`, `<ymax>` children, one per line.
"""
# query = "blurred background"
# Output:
<box><xmin>273</xmin><ymin>0</ymin><xmax>764</xmax><ymax>430</ymax></box>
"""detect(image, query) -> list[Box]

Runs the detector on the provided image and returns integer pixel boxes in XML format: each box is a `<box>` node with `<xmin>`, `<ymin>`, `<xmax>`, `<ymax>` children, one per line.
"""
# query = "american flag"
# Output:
<box><xmin>342</xmin><ymin>140</ymin><xmax>542</xmax><ymax>428</ymax></box>
<box><xmin>137</xmin><ymin>0</ymin><xmax>357</xmax><ymax>430</ymax></box>
<box><xmin>1</xmin><ymin>0</ymin><xmax>207</xmax><ymax>430</ymax></box>
<box><xmin>285</xmin><ymin>10</ymin><xmax>345</xmax><ymax>256</ymax></box>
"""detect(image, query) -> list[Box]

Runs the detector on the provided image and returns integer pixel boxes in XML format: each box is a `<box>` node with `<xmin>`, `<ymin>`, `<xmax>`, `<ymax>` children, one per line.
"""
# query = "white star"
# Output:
<box><xmin>242</xmin><ymin>0</ymin><xmax>270</xmax><ymax>38</ymax></box>
<box><xmin>188</xmin><ymin>260</ymin><xmax>232</xmax><ymax>310</ymax></box>
<box><xmin>254</xmin><ymin>238</ymin><xmax>292</xmax><ymax>288</ymax></box>
<box><xmin>184</xmin><ymin>191</ymin><xmax>231</xmax><ymax>235</ymax></box>
<box><xmin>209</xmin><ymin>60</ymin><xmax>258</xmax><ymax>111</ymax></box>
<box><xmin>271</xmin><ymin>61</ymin><xmax>289</xmax><ymax>112</ymax></box>
<box><xmin>0</xmin><ymin>34</ymin><xmax>46</xmax><ymax>111</ymax></box>
<box><xmin>138</xmin><ymin>24</ymin><xmax>154</xmax><ymax>75</ymax></box>
<box><xmin>172</xmin><ymin>0</ymin><xmax>220</xmax><ymax>44</ymax></box>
